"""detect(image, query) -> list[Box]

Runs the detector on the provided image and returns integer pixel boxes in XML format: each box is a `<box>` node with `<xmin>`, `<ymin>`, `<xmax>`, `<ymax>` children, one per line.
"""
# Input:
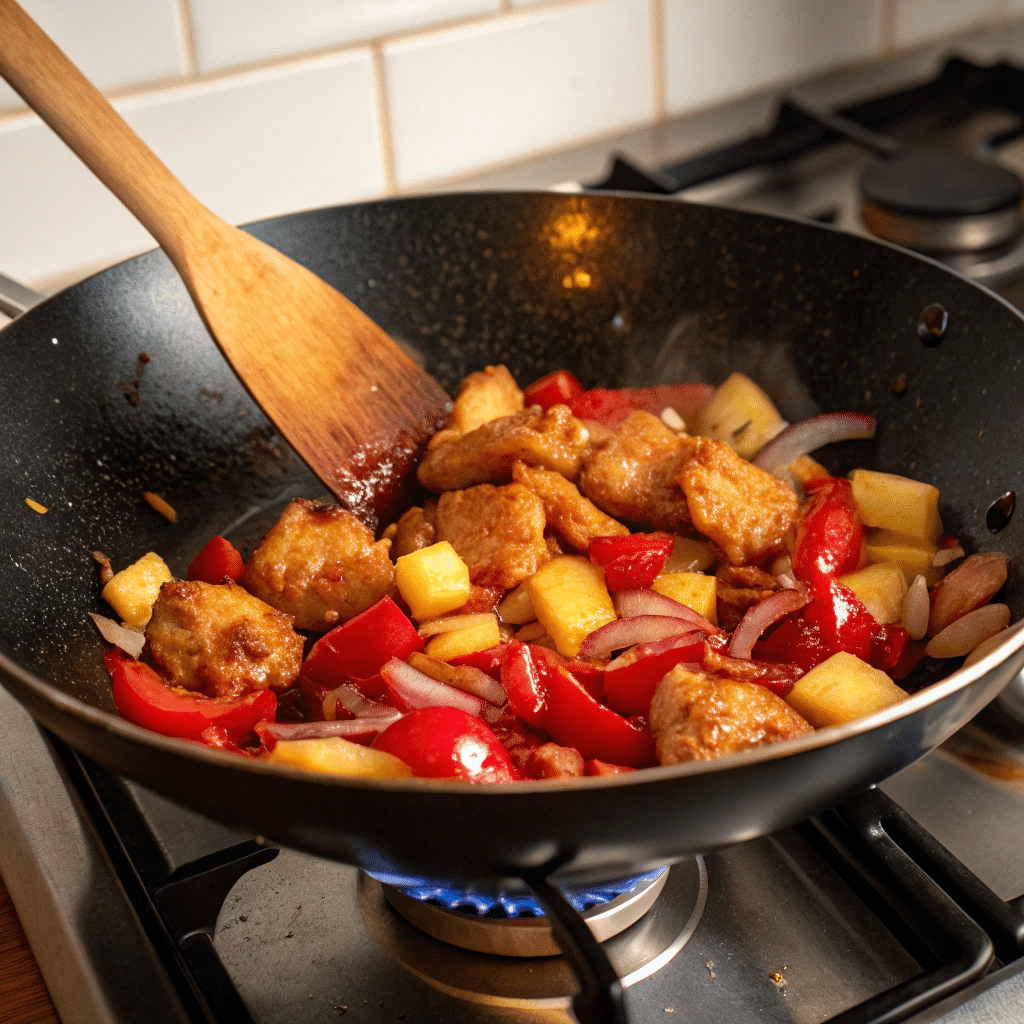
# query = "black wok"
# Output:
<box><xmin>2</xmin><ymin>191</ymin><xmax>1023</xmax><ymax>892</ymax></box>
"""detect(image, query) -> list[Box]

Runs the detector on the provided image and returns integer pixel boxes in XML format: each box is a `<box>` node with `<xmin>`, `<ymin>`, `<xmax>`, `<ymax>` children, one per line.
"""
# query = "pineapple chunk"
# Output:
<box><xmin>529</xmin><ymin>555</ymin><xmax>617</xmax><ymax>658</ymax></box>
<box><xmin>786</xmin><ymin>651</ymin><xmax>908</xmax><ymax>728</ymax></box>
<box><xmin>849</xmin><ymin>469</ymin><xmax>942</xmax><ymax>546</ymax></box>
<box><xmin>395</xmin><ymin>542</ymin><xmax>471</xmax><ymax>620</ymax></box>
<box><xmin>838</xmin><ymin>562</ymin><xmax>908</xmax><ymax>624</ymax></box>
<box><xmin>864</xmin><ymin>528</ymin><xmax>943</xmax><ymax>587</ymax></box>
<box><xmin>425</xmin><ymin>614</ymin><xmax>502</xmax><ymax>660</ymax></box>
<box><xmin>691</xmin><ymin>372</ymin><xmax>787</xmax><ymax>459</ymax></box>
<box><xmin>267</xmin><ymin>737</ymin><xmax>412</xmax><ymax>778</ymax></box>
<box><xmin>663</xmin><ymin>536</ymin><xmax>716</xmax><ymax>573</ymax></box>
<box><xmin>497</xmin><ymin>579</ymin><xmax>536</xmax><ymax>624</ymax></box>
<box><xmin>102</xmin><ymin>551</ymin><xmax>172</xmax><ymax>628</ymax></box>
<box><xmin>652</xmin><ymin>572</ymin><xmax>717</xmax><ymax>625</ymax></box>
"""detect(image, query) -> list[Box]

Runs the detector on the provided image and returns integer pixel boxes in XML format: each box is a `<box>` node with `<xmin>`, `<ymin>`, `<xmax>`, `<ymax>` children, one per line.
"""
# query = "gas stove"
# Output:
<box><xmin>5</xmin><ymin>47</ymin><xmax>1024</xmax><ymax>1024</ymax></box>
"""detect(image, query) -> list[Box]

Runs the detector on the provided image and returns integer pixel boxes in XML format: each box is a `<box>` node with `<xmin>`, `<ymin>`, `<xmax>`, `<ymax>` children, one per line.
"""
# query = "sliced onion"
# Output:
<box><xmin>926</xmin><ymin>604</ymin><xmax>1011</xmax><ymax>660</ymax></box>
<box><xmin>578</xmin><ymin>615</ymin><xmax>694</xmax><ymax>660</ymax></box>
<box><xmin>380</xmin><ymin>657</ymin><xmax>482</xmax><ymax>716</ymax></box>
<box><xmin>775</xmin><ymin>573</ymin><xmax>799</xmax><ymax>590</ymax></box>
<box><xmin>89</xmin><ymin>612</ymin><xmax>146</xmax><ymax>659</ymax></box>
<box><xmin>263</xmin><ymin>715</ymin><xmax>400</xmax><ymax>743</ymax></box>
<box><xmin>418</xmin><ymin>612</ymin><xmax>496</xmax><ymax>637</ymax></box>
<box><xmin>728</xmin><ymin>590</ymin><xmax>809</xmax><ymax>660</ymax></box>
<box><xmin>902</xmin><ymin>575</ymin><xmax>929</xmax><ymax>641</ymax></box>
<box><xmin>614</xmin><ymin>590</ymin><xmax>717</xmax><ymax>633</ymax></box>
<box><xmin>605</xmin><ymin>629</ymin><xmax>704</xmax><ymax>672</ymax></box>
<box><xmin>332</xmin><ymin>683</ymin><xmax>395</xmax><ymax>719</ymax></box>
<box><xmin>751</xmin><ymin>412</ymin><xmax>876</xmax><ymax>470</ymax></box>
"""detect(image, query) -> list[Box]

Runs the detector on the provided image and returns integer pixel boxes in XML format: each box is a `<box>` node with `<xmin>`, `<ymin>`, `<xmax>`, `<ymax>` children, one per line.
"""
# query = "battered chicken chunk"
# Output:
<box><xmin>511</xmin><ymin>461</ymin><xmax>628</xmax><ymax>552</ymax></box>
<box><xmin>241</xmin><ymin>498</ymin><xmax>394</xmax><ymax>631</ymax></box>
<box><xmin>446</xmin><ymin>364</ymin><xmax>524</xmax><ymax>435</ymax></box>
<box><xmin>716</xmin><ymin>564</ymin><xmax>781</xmax><ymax>631</ymax></box>
<box><xmin>388</xmin><ymin>503</ymin><xmax>437</xmax><ymax>560</ymax></box>
<box><xmin>650</xmin><ymin>664</ymin><xmax>812</xmax><ymax>764</ymax></box>
<box><xmin>435</xmin><ymin>482</ymin><xmax>549</xmax><ymax>589</ymax></box>
<box><xmin>417</xmin><ymin>405</ymin><xmax>590</xmax><ymax>493</ymax></box>
<box><xmin>677</xmin><ymin>436</ymin><xmax>799</xmax><ymax>566</ymax></box>
<box><xmin>146</xmin><ymin>580</ymin><xmax>303</xmax><ymax>699</ymax></box>
<box><xmin>578</xmin><ymin>411</ymin><xmax>693</xmax><ymax>532</ymax></box>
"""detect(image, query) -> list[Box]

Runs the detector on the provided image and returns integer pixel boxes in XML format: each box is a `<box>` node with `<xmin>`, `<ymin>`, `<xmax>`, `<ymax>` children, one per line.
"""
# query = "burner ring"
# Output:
<box><xmin>860</xmin><ymin>153</ymin><xmax>1024</xmax><ymax>252</ymax></box>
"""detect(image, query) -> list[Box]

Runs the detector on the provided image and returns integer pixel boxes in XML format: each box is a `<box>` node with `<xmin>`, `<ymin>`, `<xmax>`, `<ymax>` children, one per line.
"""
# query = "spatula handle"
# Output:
<box><xmin>0</xmin><ymin>0</ymin><xmax>213</xmax><ymax>263</ymax></box>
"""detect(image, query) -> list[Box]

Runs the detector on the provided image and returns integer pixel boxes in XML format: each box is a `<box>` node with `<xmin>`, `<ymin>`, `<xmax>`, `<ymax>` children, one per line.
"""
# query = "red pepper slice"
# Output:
<box><xmin>602</xmin><ymin>634</ymin><xmax>705</xmax><ymax>716</ymax></box>
<box><xmin>588</xmin><ymin>532</ymin><xmax>674</xmax><ymax>591</ymax></box>
<box><xmin>105</xmin><ymin>649</ymin><xmax>277</xmax><ymax>740</ymax></box>
<box><xmin>302</xmin><ymin>596</ymin><xmax>423</xmax><ymax>687</ymax></box>
<box><xmin>187</xmin><ymin>536</ymin><xmax>244</xmax><ymax>584</ymax></box>
<box><xmin>791</xmin><ymin>477</ymin><xmax>865</xmax><ymax>585</ymax></box>
<box><xmin>449</xmin><ymin>644</ymin><xmax>507</xmax><ymax>680</ymax></box>
<box><xmin>754</xmin><ymin>615</ymin><xmax>832</xmax><ymax>672</ymax></box>
<box><xmin>524</xmin><ymin>370</ymin><xmax>585</xmax><ymax>411</ymax></box>
<box><xmin>569</xmin><ymin>384</ymin><xmax>714</xmax><ymax>428</ymax></box>
<box><xmin>803</xmin><ymin>577</ymin><xmax>876</xmax><ymax>662</ymax></box>
<box><xmin>372</xmin><ymin>706</ymin><xmax>523</xmax><ymax>783</ymax></box>
<box><xmin>500</xmin><ymin>641</ymin><xmax>549</xmax><ymax>728</ymax></box>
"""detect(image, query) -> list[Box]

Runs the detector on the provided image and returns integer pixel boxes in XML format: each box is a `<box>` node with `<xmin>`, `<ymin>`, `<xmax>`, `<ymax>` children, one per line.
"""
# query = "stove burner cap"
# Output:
<box><xmin>860</xmin><ymin>153</ymin><xmax>1024</xmax><ymax>253</ymax></box>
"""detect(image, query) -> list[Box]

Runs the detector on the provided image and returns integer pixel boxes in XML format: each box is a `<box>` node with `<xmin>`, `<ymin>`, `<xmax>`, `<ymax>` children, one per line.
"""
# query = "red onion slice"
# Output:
<box><xmin>89</xmin><ymin>612</ymin><xmax>146</xmax><ymax>659</ymax></box>
<box><xmin>728</xmin><ymin>590</ymin><xmax>809</xmax><ymax>660</ymax></box>
<box><xmin>264</xmin><ymin>715</ymin><xmax>400</xmax><ymax>743</ymax></box>
<box><xmin>751</xmin><ymin>412</ymin><xmax>876</xmax><ymax>470</ymax></box>
<box><xmin>578</xmin><ymin>615</ymin><xmax>695</xmax><ymax>660</ymax></box>
<box><xmin>332</xmin><ymin>683</ymin><xmax>395</xmax><ymax>719</ymax></box>
<box><xmin>380</xmin><ymin>657</ymin><xmax>483</xmax><ymax>716</ymax></box>
<box><xmin>604</xmin><ymin>629</ymin><xmax>704</xmax><ymax>672</ymax></box>
<box><xmin>614</xmin><ymin>590</ymin><xmax>718</xmax><ymax>633</ymax></box>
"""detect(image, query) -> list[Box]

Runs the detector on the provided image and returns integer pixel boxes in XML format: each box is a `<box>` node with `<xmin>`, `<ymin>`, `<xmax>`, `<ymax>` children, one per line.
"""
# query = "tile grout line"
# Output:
<box><xmin>174</xmin><ymin>0</ymin><xmax>200</xmax><ymax>78</ymax></box>
<box><xmin>371</xmin><ymin>43</ymin><xmax>398</xmax><ymax>196</ymax></box>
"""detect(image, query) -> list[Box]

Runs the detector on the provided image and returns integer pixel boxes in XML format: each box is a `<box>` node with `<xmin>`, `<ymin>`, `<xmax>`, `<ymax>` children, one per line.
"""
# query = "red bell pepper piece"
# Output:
<box><xmin>792</xmin><ymin>477</ymin><xmax>865</xmax><ymax>585</ymax></box>
<box><xmin>602</xmin><ymin>633</ymin><xmax>705</xmax><ymax>716</ymax></box>
<box><xmin>803</xmin><ymin>577</ymin><xmax>877</xmax><ymax>663</ymax></box>
<box><xmin>500</xmin><ymin>641</ymin><xmax>549</xmax><ymax>728</ymax></box>
<box><xmin>372</xmin><ymin>706</ymin><xmax>523</xmax><ymax>783</ymax></box>
<box><xmin>301</xmin><ymin>596</ymin><xmax>423</xmax><ymax>687</ymax></box>
<box><xmin>524</xmin><ymin>370</ymin><xmax>585</xmax><ymax>411</ymax></box>
<box><xmin>870</xmin><ymin>623</ymin><xmax>911</xmax><ymax>674</ymax></box>
<box><xmin>569</xmin><ymin>383</ymin><xmax>714</xmax><ymax>428</ymax></box>
<box><xmin>754</xmin><ymin>615</ymin><xmax>832</xmax><ymax>672</ymax></box>
<box><xmin>588</xmin><ymin>532</ymin><xmax>674</xmax><ymax>591</ymax></box>
<box><xmin>187</xmin><ymin>536</ymin><xmax>244</xmax><ymax>584</ymax></box>
<box><xmin>105</xmin><ymin>649</ymin><xmax>277</xmax><ymax>740</ymax></box>
<box><xmin>449</xmin><ymin>644</ymin><xmax>507</xmax><ymax>680</ymax></box>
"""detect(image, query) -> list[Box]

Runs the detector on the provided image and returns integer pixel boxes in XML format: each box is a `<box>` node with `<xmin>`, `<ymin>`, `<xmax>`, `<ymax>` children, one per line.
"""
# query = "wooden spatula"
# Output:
<box><xmin>0</xmin><ymin>0</ymin><xmax>450</xmax><ymax>529</ymax></box>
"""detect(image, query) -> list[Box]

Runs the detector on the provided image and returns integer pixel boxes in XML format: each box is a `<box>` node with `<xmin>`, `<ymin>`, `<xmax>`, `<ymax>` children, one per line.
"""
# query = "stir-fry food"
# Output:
<box><xmin>91</xmin><ymin>366</ymin><xmax>1013</xmax><ymax>783</ymax></box>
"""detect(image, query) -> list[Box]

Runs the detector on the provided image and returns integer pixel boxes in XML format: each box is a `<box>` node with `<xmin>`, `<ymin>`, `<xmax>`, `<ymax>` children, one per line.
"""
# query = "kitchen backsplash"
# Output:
<box><xmin>1</xmin><ymin>0</ymin><xmax>1022</xmax><ymax>290</ymax></box>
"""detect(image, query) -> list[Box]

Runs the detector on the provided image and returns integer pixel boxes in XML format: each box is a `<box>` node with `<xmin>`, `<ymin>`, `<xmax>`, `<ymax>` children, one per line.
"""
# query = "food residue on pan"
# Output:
<box><xmin>24</xmin><ymin>498</ymin><xmax>48</xmax><ymax>514</ymax></box>
<box><xmin>143</xmin><ymin>491</ymin><xmax>178</xmax><ymax>523</ymax></box>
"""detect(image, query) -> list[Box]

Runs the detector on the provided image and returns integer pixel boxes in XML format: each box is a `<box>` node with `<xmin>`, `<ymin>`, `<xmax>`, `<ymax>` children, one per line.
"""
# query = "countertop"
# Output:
<box><xmin>0</xmin><ymin>873</ymin><xmax>59</xmax><ymax>1024</ymax></box>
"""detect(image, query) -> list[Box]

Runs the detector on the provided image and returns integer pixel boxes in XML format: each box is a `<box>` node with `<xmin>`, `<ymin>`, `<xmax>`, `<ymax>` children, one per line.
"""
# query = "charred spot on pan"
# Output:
<box><xmin>987</xmin><ymin>491</ymin><xmax>1016</xmax><ymax>533</ymax></box>
<box><xmin>200</xmin><ymin>387</ymin><xmax>224</xmax><ymax>402</ymax></box>
<box><xmin>917</xmin><ymin>303</ymin><xmax>948</xmax><ymax>345</ymax></box>
<box><xmin>891</xmin><ymin>372</ymin><xmax>908</xmax><ymax>396</ymax></box>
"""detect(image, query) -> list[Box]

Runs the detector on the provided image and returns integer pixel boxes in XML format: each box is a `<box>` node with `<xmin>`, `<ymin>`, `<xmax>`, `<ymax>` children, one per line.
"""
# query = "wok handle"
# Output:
<box><xmin>0</xmin><ymin>0</ymin><xmax>216</xmax><ymax>267</ymax></box>
<box><xmin>518</xmin><ymin>868</ymin><xmax>630</xmax><ymax>1024</ymax></box>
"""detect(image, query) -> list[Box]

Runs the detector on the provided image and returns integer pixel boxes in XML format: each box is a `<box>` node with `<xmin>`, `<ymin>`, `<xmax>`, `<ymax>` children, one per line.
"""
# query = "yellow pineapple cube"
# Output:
<box><xmin>864</xmin><ymin>528</ymin><xmax>943</xmax><ymax>587</ymax></box>
<box><xmin>849</xmin><ymin>469</ymin><xmax>942</xmax><ymax>546</ymax></box>
<box><xmin>838</xmin><ymin>562</ymin><xmax>908</xmax><ymax>624</ymax></box>
<box><xmin>102</xmin><ymin>551</ymin><xmax>173</xmax><ymax>628</ymax></box>
<box><xmin>786</xmin><ymin>651</ymin><xmax>908</xmax><ymax>728</ymax></box>
<box><xmin>652</xmin><ymin>572</ymin><xmax>717</xmax><ymax>625</ymax></box>
<box><xmin>395</xmin><ymin>542</ymin><xmax>471</xmax><ymax>620</ymax></box>
<box><xmin>691</xmin><ymin>372</ymin><xmax>787</xmax><ymax>459</ymax></box>
<box><xmin>425</xmin><ymin>615</ymin><xmax>502</xmax><ymax>661</ymax></box>
<box><xmin>267</xmin><ymin>737</ymin><xmax>412</xmax><ymax>778</ymax></box>
<box><xmin>529</xmin><ymin>555</ymin><xmax>617</xmax><ymax>657</ymax></box>
<box><xmin>663</xmin><ymin>536</ymin><xmax>716</xmax><ymax>573</ymax></box>
<box><xmin>497</xmin><ymin>579</ymin><xmax>536</xmax><ymax>624</ymax></box>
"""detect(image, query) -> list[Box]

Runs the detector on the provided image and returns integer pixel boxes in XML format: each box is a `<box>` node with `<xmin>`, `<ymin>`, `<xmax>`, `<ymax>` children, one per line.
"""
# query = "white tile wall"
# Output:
<box><xmin>663</xmin><ymin>0</ymin><xmax>884</xmax><ymax>115</ymax></box>
<box><xmin>385</xmin><ymin>0</ymin><xmax>654</xmax><ymax>187</ymax></box>
<box><xmin>0</xmin><ymin>0</ymin><xmax>1017</xmax><ymax>290</ymax></box>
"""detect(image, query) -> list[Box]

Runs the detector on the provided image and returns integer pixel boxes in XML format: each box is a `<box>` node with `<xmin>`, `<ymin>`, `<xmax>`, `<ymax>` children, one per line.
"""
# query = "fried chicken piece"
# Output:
<box><xmin>677</xmin><ymin>436</ymin><xmax>798</xmax><ymax>566</ymax></box>
<box><xmin>417</xmin><ymin>405</ymin><xmax>590</xmax><ymax>493</ymax></box>
<box><xmin>389</xmin><ymin>503</ymin><xmax>437</xmax><ymax>560</ymax></box>
<box><xmin>241</xmin><ymin>498</ymin><xmax>394</xmax><ymax>631</ymax></box>
<box><xmin>650</xmin><ymin>664</ymin><xmax>812</xmax><ymax>764</ymax></box>
<box><xmin>578</xmin><ymin>411</ymin><xmax>693</xmax><ymax>532</ymax></box>
<box><xmin>147</xmin><ymin>580</ymin><xmax>303</xmax><ymax>699</ymax></box>
<box><xmin>446</xmin><ymin>364</ymin><xmax>524</xmax><ymax>434</ymax></box>
<box><xmin>528</xmin><ymin>742</ymin><xmax>585</xmax><ymax>779</ymax></box>
<box><xmin>435</xmin><ymin>483</ymin><xmax>549</xmax><ymax>589</ymax></box>
<box><xmin>715</xmin><ymin>564</ymin><xmax>781</xmax><ymax>631</ymax></box>
<box><xmin>512</xmin><ymin>461</ymin><xmax>628</xmax><ymax>552</ymax></box>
